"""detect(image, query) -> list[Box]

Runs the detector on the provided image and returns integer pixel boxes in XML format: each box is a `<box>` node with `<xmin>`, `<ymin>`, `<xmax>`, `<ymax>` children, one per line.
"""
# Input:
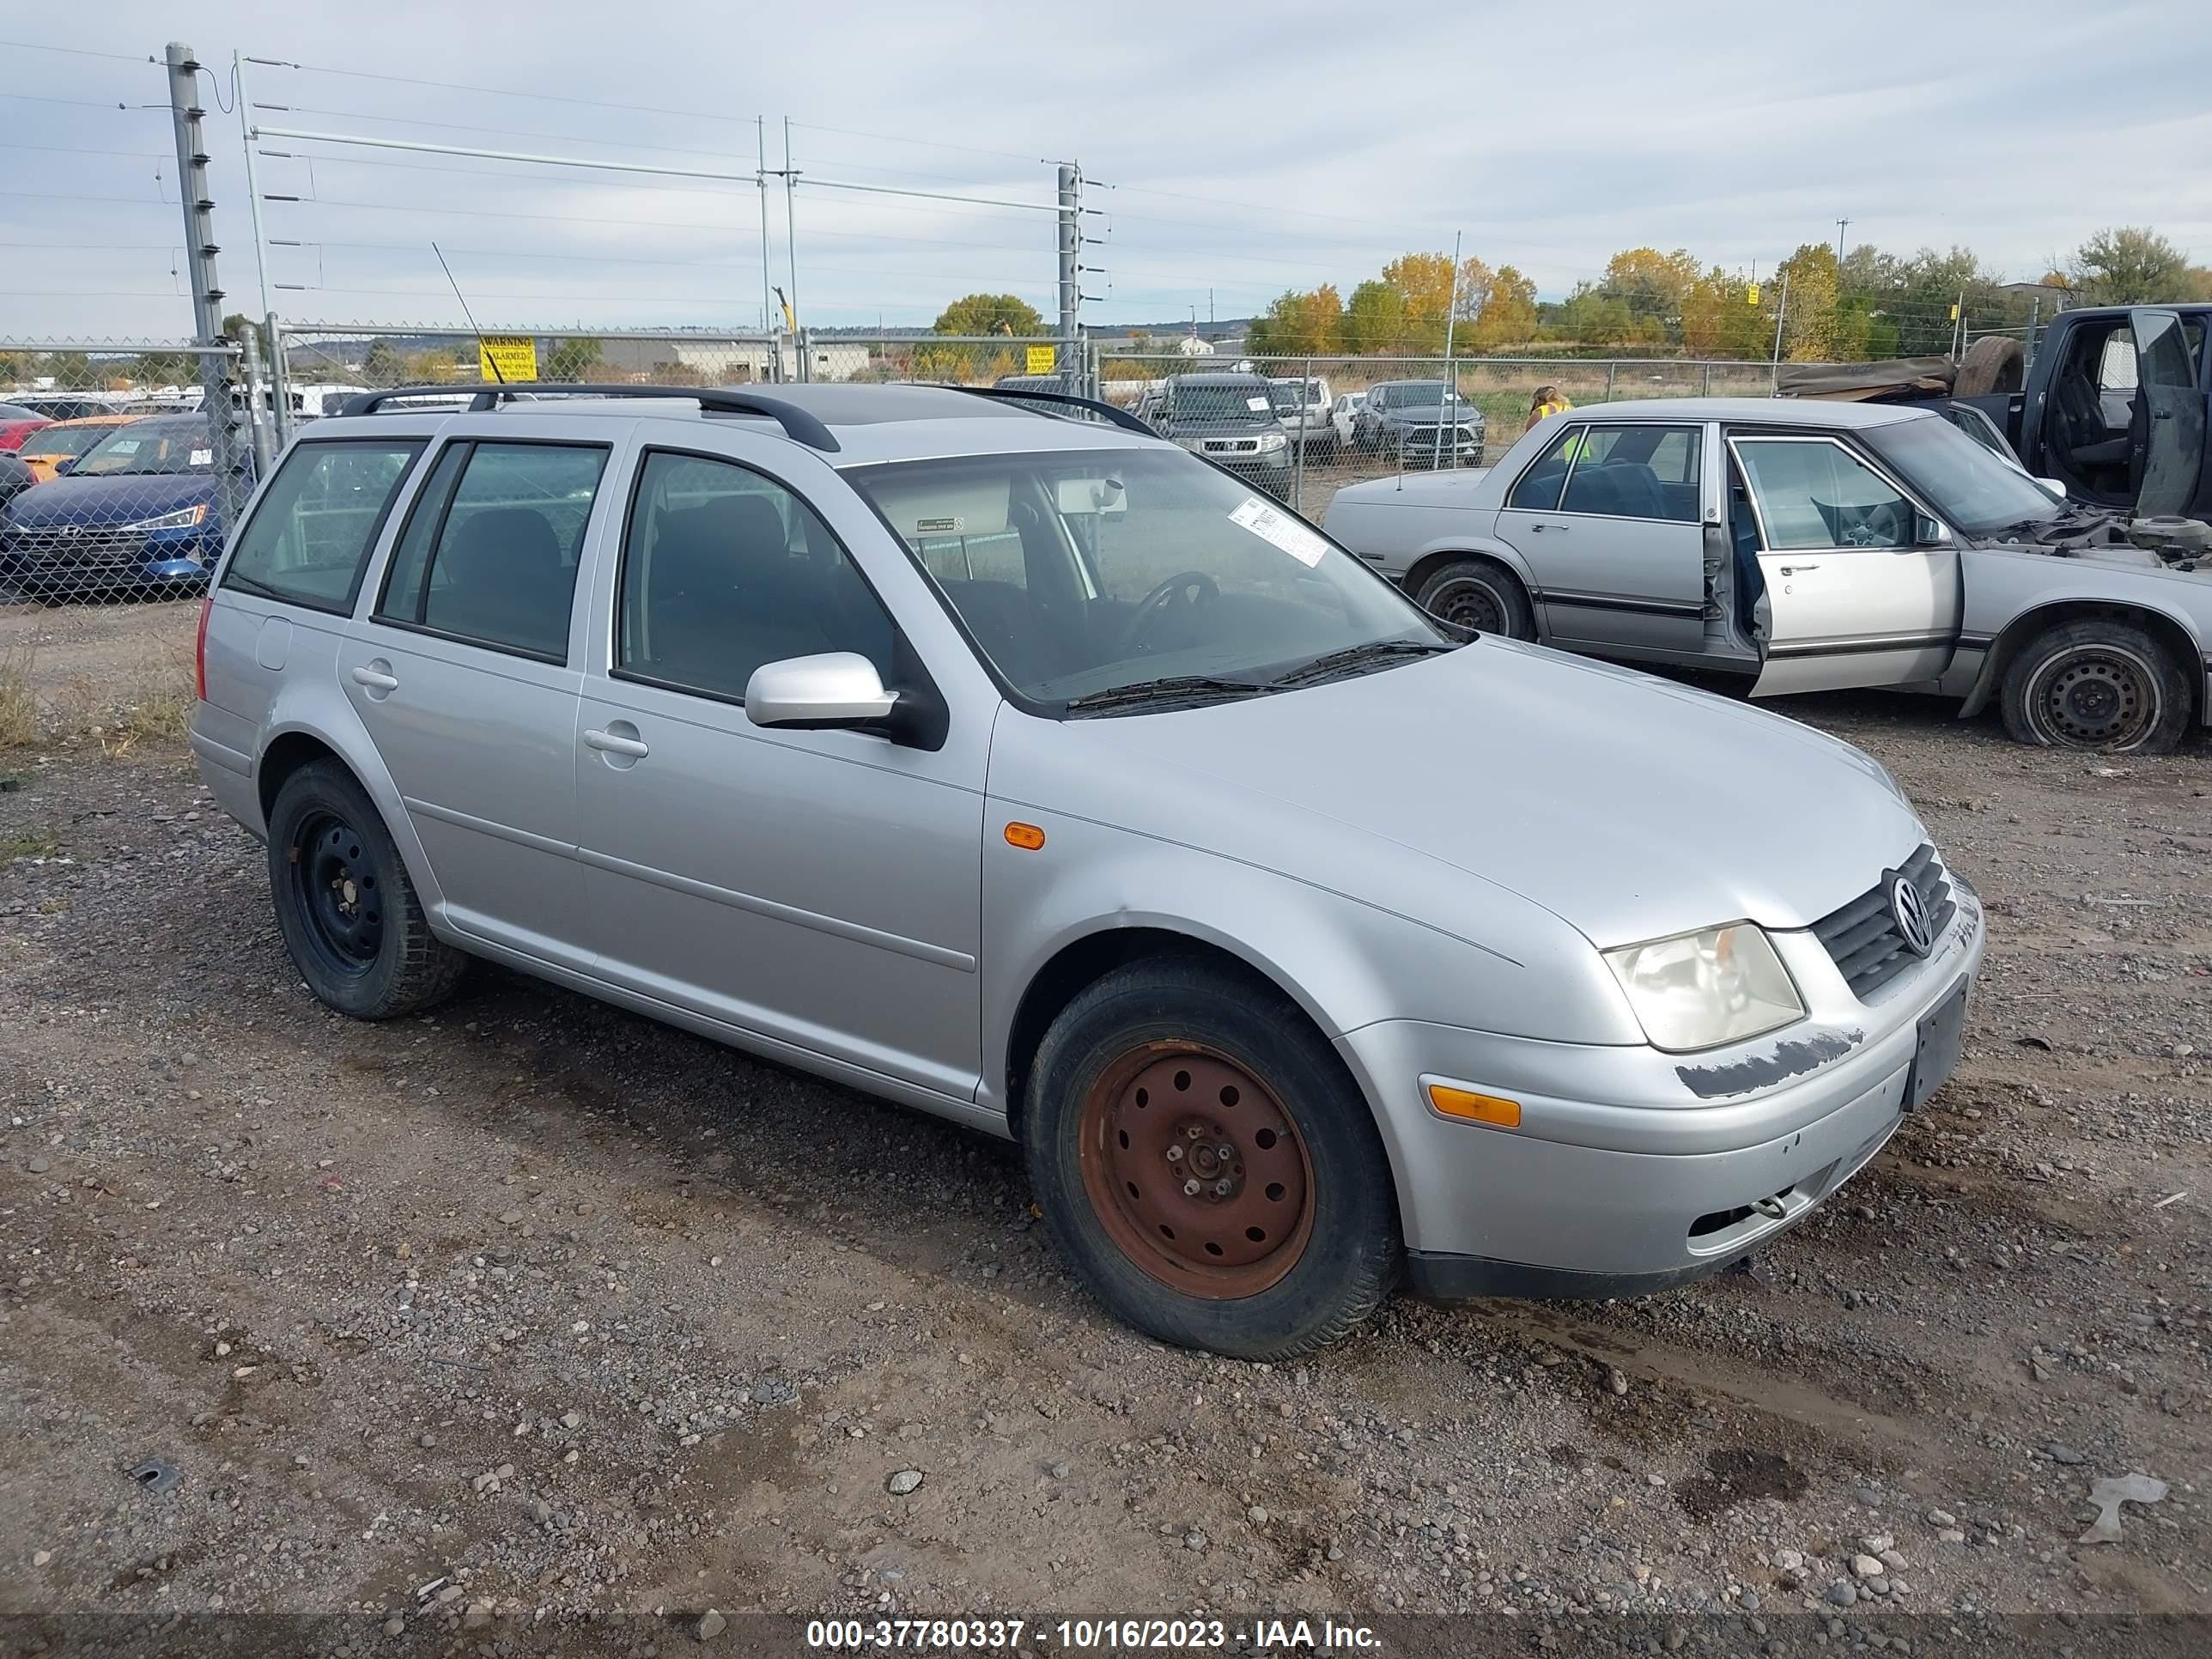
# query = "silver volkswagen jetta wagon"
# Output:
<box><xmin>191</xmin><ymin>382</ymin><xmax>1984</xmax><ymax>1358</ymax></box>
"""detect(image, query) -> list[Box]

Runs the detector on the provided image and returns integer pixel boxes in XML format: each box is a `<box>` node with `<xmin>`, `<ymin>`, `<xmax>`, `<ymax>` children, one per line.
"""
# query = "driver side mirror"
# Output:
<box><xmin>1915</xmin><ymin>514</ymin><xmax>1953</xmax><ymax>546</ymax></box>
<box><xmin>2036</xmin><ymin>477</ymin><xmax>2068</xmax><ymax>501</ymax></box>
<box><xmin>53</xmin><ymin>459</ymin><xmax>75</xmax><ymax>477</ymax></box>
<box><xmin>745</xmin><ymin>652</ymin><xmax>897</xmax><ymax>732</ymax></box>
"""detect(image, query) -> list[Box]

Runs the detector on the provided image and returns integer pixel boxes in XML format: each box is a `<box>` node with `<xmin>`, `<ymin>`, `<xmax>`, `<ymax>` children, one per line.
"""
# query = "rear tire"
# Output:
<box><xmin>1024</xmin><ymin>957</ymin><xmax>1400</xmax><ymax>1360</ymax></box>
<box><xmin>1998</xmin><ymin>620</ymin><xmax>2191</xmax><ymax>754</ymax></box>
<box><xmin>1415</xmin><ymin>558</ymin><xmax>1535</xmax><ymax>639</ymax></box>
<box><xmin>266</xmin><ymin>760</ymin><xmax>466</xmax><ymax>1019</ymax></box>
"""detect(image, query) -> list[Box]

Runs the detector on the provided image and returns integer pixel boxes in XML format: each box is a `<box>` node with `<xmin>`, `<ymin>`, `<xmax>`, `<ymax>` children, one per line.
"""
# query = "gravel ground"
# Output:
<box><xmin>1</xmin><ymin>618</ymin><xmax>2207</xmax><ymax>1652</ymax></box>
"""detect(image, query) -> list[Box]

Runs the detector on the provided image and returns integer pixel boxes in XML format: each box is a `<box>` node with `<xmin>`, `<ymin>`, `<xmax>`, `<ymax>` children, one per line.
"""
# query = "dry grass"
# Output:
<box><xmin>0</xmin><ymin>642</ymin><xmax>40</xmax><ymax>749</ymax></box>
<box><xmin>0</xmin><ymin>633</ymin><xmax>193</xmax><ymax>754</ymax></box>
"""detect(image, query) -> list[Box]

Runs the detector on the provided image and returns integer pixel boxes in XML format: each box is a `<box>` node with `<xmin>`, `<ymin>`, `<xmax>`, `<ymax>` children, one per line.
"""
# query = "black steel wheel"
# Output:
<box><xmin>1414</xmin><ymin>557</ymin><xmax>1534</xmax><ymax>639</ymax></box>
<box><xmin>2000</xmin><ymin>620</ymin><xmax>2191</xmax><ymax>754</ymax></box>
<box><xmin>266</xmin><ymin>760</ymin><xmax>466</xmax><ymax>1018</ymax></box>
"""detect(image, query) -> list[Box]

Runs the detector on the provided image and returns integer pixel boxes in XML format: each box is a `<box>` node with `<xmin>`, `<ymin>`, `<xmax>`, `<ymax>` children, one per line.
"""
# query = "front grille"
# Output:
<box><xmin>3</xmin><ymin>526</ymin><xmax>148</xmax><ymax>568</ymax></box>
<box><xmin>1812</xmin><ymin>843</ymin><xmax>1955</xmax><ymax>999</ymax></box>
<box><xmin>1204</xmin><ymin>438</ymin><xmax>1259</xmax><ymax>453</ymax></box>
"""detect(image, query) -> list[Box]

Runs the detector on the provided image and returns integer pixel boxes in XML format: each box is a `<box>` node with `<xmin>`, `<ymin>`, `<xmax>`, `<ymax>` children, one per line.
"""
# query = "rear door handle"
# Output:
<box><xmin>349</xmin><ymin>664</ymin><xmax>399</xmax><ymax>691</ymax></box>
<box><xmin>1528</xmin><ymin>521</ymin><xmax>1568</xmax><ymax>533</ymax></box>
<box><xmin>584</xmin><ymin>727</ymin><xmax>650</xmax><ymax>759</ymax></box>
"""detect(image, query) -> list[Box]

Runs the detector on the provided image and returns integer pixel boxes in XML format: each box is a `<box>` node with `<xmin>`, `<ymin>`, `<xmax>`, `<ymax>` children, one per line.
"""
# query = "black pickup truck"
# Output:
<box><xmin>1782</xmin><ymin>304</ymin><xmax>2212</xmax><ymax>522</ymax></box>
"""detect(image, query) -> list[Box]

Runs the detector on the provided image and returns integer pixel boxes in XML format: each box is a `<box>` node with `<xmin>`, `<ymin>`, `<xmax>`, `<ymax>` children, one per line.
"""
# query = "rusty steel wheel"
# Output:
<box><xmin>1077</xmin><ymin>1045</ymin><xmax>1316</xmax><ymax>1298</ymax></box>
<box><xmin>1025</xmin><ymin>956</ymin><xmax>1400</xmax><ymax>1358</ymax></box>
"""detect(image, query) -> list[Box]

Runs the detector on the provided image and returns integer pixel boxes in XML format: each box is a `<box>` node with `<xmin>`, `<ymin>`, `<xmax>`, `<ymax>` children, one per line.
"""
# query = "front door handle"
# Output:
<box><xmin>1528</xmin><ymin>521</ymin><xmax>1568</xmax><ymax>533</ymax></box>
<box><xmin>584</xmin><ymin>726</ymin><xmax>650</xmax><ymax>759</ymax></box>
<box><xmin>1777</xmin><ymin>562</ymin><xmax>1820</xmax><ymax>575</ymax></box>
<box><xmin>349</xmin><ymin>663</ymin><xmax>399</xmax><ymax>691</ymax></box>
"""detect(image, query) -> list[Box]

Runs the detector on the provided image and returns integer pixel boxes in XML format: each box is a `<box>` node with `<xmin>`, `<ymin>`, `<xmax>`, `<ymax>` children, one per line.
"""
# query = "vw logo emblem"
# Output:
<box><xmin>1887</xmin><ymin>872</ymin><xmax>1936</xmax><ymax>957</ymax></box>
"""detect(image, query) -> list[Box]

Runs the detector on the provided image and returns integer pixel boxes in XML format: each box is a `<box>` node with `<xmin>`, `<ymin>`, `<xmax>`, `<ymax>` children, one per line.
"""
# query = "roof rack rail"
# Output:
<box><xmin>939</xmin><ymin>384</ymin><xmax>1158</xmax><ymax>438</ymax></box>
<box><xmin>331</xmin><ymin>383</ymin><xmax>840</xmax><ymax>453</ymax></box>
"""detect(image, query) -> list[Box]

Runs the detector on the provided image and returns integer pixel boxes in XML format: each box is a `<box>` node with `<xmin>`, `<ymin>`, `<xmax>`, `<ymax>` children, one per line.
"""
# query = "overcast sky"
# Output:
<box><xmin>5</xmin><ymin>0</ymin><xmax>2209</xmax><ymax>343</ymax></box>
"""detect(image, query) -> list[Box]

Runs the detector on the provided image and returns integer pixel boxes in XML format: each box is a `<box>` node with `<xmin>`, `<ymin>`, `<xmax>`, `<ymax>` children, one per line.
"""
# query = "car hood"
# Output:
<box><xmin>1382</xmin><ymin>405</ymin><xmax>1480</xmax><ymax>423</ymax></box>
<box><xmin>1045</xmin><ymin>640</ymin><xmax>1923</xmax><ymax>949</ymax></box>
<box><xmin>0</xmin><ymin>471</ymin><xmax>220</xmax><ymax>526</ymax></box>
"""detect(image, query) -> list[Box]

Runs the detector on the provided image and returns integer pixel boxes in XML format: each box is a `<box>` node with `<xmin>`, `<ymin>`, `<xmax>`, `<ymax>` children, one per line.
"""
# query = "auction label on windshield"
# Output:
<box><xmin>1231</xmin><ymin>495</ymin><xmax>1327</xmax><ymax>568</ymax></box>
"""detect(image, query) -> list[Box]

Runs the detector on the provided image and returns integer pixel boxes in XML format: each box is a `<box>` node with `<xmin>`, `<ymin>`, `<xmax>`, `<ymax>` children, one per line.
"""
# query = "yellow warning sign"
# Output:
<box><xmin>1025</xmin><ymin>344</ymin><xmax>1057</xmax><ymax>376</ymax></box>
<box><xmin>1746</xmin><ymin>283</ymin><xmax>1760</xmax><ymax>307</ymax></box>
<box><xmin>478</xmin><ymin>335</ymin><xmax>538</xmax><ymax>382</ymax></box>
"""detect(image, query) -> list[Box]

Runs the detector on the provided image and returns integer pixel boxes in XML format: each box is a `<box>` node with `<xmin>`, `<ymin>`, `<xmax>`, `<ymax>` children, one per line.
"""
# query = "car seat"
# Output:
<box><xmin>432</xmin><ymin>507</ymin><xmax>571</xmax><ymax>657</ymax></box>
<box><xmin>2055</xmin><ymin>371</ymin><xmax>2128</xmax><ymax>469</ymax></box>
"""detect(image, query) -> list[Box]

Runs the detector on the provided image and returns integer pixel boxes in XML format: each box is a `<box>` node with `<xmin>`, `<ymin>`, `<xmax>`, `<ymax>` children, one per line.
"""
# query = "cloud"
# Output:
<box><xmin>3</xmin><ymin>0</ymin><xmax>2207</xmax><ymax>340</ymax></box>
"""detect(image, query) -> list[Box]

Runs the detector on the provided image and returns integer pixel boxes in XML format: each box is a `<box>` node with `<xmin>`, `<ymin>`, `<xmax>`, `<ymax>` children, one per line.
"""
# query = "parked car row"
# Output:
<box><xmin>1122</xmin><ymin>372</ymin><xmax>1490</xmax><ymax>483</ymax></box>
<box><xmin>0</xmin><ymin>413</ymin><xmax>248</xmax><ymax>599</ymax></box>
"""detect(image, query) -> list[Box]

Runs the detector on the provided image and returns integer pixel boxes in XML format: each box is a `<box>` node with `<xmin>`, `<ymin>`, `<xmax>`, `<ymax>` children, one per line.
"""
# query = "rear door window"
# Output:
<box><xmin>222</xmin><ymin>439</ymin><xmax>424</xmax><ymax>613</ymax></box>
<box><xmin>375</xmin><ymin>441</ymin><xmax>608</xmax><ymax>662</ymax></box>
<box><xmin>1559</xmin><ymin>424</ymin><xmax>1702</xmax><ymax>522</ymax></box>
<box><xmin>1505</xmin><ymin>425</ymin><xmax>1584</xmax><ymax>512</ymax></box>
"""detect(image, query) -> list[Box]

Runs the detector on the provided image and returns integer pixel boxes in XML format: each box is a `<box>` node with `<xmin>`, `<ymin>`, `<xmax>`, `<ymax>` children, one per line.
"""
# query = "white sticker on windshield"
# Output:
<box><xmin>107</xmin><ymin>438</ymin><xmax>142</xmax><ymax>455</ymax></box>
<box><xmin>1245</xmin><ymin>395</ymin><xmax>1270</xmax><ymax>412</ymax></box>
<box><xmin>189</xmin><ymin>447</ymin><xmax>213</xmax><ymax>467</ymax></box>
<box><xmin>1229</xmin><ymin>495</ymin><xmax>1327</xmax><ymax>568</ymax></box>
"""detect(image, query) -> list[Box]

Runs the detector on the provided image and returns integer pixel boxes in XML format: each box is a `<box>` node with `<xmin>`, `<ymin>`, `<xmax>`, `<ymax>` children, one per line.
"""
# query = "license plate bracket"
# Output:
<box><xmin>1905</xmin><ymin>977</ymin><xmax>1970</xmax><ymax>1110</ymax></box>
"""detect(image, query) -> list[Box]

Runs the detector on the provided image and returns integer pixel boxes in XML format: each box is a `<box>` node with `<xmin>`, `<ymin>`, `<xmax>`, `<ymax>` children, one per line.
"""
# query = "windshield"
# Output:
<box><xmin>1168</xmin><ymin>382</ymin><xmax>1275</xmax><ymax>422</ymax></box>
<box><xmin>1862</xmin><ymin>415</ymin><xmax>2061</xmax><ymax>535</ymax></box>
<box><xmin>27</xmin><ymin>422</ymin><xmax>123</xmax><ymax>459</ymax></box>
<box><xmin>1381</xmin><ymin>383</ymin><xmax>1462</xmax><ymax>410</ymax></box>
<box><xmin>71</xmin><ymin>421</ymin><xmax>217</xmax><ymax>477</ymax></box>
<box><xmin>848</xmin><ymin>447</ymin><xmax>1449</xmax><ymax>708</ymax></box>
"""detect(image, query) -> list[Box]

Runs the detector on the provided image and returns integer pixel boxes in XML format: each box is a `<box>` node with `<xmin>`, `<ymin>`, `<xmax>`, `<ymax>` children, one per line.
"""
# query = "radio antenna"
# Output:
<box><xmin>433</xmin><ymin>241</ymin><xmax>503</xmax><ymax>383</ymax></box>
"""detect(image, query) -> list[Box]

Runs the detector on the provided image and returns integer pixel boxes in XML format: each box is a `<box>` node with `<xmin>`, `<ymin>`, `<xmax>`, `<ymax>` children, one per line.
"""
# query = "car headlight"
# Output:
<box><xmin>1602</xmin><ymin>922</ymin><xmax>1803</xmax><ymax>1053</ymax></box>
<box><xmin>1259</xmin><ymin>432</ymin><xmax>1286</xmax><ymax>452</ymax></box>
<box><xmin>124</xmin><ymin>504</ymin><xmax>208</xmax><ymax>532</ymax></box>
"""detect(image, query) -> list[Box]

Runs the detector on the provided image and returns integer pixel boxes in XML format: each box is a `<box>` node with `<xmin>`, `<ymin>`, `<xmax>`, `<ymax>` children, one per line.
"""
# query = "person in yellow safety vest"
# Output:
<box><xmin>1524</xmin><ymin>383</ymin><xmax>1573</xmax><ymax>433</ymax></box>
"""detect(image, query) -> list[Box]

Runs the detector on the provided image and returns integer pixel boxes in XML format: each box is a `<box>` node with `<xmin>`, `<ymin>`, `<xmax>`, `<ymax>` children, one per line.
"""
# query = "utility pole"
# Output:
<box><xmin>1056</xmin><ymin>162</ymin><xmax>1080</xmax><ymax>388</ymax></box>
<box><xmin>164</xmin><ymin>42</ymin><xmax>244</xmax><ymax>520</ymax></box>
<box><xmin>782</xmin><ymin>117</ymin><xmax>804</xmax><ymax>381</ymax></box>
<box><xmin>1835</xmin><ymin>216</ymin><xmax>1850</xmax><ymax>265</ymax></box>
<box><xmin>757</xmin><ymin>118</ymin><xmax>775</xmax><ymax>357</ymax></box>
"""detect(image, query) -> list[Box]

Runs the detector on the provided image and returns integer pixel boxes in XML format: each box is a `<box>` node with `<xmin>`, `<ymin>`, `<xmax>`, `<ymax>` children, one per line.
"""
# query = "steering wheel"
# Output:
<box><xmin>1844</xmin><ymin>499</ymin><xmax>1911</xmax><ymax>546</ymax></box>
<box><xmin>1117</xmin><ymin>570</ymin><xmax>1219</xmax><ymax>655</ymax></box>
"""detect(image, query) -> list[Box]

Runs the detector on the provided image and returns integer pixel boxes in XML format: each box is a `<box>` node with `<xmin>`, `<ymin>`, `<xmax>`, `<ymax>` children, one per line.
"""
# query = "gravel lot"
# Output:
<box><xmin>2</xmin><ymin>604</ymin><xmax>2208</xmax><ymax>1651</ymax></box>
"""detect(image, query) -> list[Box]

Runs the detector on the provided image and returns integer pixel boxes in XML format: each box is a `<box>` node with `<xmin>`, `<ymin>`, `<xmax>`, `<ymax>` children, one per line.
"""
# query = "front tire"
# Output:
<box><xmin>1999</xmin><ymin>619</ymin><xmax>2191</xmax><ymax>754</ymax></box>
<box><xmin>266</xmin><ymin>760</ymin><xmax>466</xmax><ymax>1019</ymax></box>
<box><xmin>1024</xmin><ymin>958</ymin><xmax>1399</xmax><ymax>1360</ymax></box>
<box><xmin>1415</xmin><ymin>557</ymin><xmax>1535</xmax><ymax>639</ymax></box>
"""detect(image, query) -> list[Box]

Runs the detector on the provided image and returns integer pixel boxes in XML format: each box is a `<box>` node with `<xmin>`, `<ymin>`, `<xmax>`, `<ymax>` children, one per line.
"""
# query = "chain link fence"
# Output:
<box><xmin>1097</xmin><ymin>351</ymin><xmax>1785</xmax><ymax>516</ymax></box>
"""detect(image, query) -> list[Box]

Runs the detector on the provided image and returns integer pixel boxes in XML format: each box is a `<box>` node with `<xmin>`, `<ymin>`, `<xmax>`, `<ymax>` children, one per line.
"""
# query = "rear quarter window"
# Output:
<box><xmin>222</xmin><ymin>440</ymin><xmax>425</xmax><ymax>614</ymax></box>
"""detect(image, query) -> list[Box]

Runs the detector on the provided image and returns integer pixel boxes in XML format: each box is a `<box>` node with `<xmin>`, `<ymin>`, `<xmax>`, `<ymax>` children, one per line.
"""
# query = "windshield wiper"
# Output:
<box><xmin>1265</xmin><ymin>637</ymin><xmax>1459</xmax><ymax>689</ymax></box>
<box><xmin>1063</xmin><ymin>675</ymin><xmax>1272</xmax><ymax>715</ymax></box>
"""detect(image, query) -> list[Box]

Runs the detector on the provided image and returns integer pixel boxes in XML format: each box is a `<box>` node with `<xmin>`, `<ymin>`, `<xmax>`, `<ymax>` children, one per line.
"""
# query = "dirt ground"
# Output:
<box><xmin>1</xmin><ymin>599</ymin><xmax>2208</xmax><ymax>1653</ymax></box>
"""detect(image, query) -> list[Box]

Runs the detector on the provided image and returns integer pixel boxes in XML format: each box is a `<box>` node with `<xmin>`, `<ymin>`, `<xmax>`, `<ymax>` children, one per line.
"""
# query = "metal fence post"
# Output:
<box><xmin>1702</xmin><ymin>362</ymin><xmax>1713</xmax><ymax>398</ymax></box>
<box><xmin>1604</xmin><ymin>361</ymin><xmax>1618</xmax><ymax>404</ymax></box>
<box><xmin>1292</xmin><ymin>354</ymin><xmax>1311</xmax><ymax>514</ymax></box>
<box><xmin>163</xmin><ymin>41</ymin><xmax>246</xmax><ymax>520</ymax></box>
<box><xmin>240</xmin><ymin>326</ymin><xmax>274</xmax><ymax>474</ymax></box>
<box><xmin>265</xmin><ymin>312</ymin><xmax>295</xmax><ymax>443</ymax></box>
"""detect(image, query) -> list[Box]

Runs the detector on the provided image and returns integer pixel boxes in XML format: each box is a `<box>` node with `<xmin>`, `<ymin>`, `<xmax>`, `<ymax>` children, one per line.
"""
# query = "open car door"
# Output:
<box><xmin>1733</xmin><ymin>433</ymin><xmax>1961</xmax><ymax>698</ymax></box>
<box><xmin>2130</xmin><ymin>307</ymin><xmax>2206</xmax><ymax>518</ymax></box>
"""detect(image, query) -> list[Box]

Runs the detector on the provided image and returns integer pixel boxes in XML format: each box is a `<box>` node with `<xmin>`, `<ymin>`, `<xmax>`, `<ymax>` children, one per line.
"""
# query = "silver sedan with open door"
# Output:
<box><xmin>1328</xmin><ymin>383</ymin><xmax>2212</xmax><ymax>753</ymax></box>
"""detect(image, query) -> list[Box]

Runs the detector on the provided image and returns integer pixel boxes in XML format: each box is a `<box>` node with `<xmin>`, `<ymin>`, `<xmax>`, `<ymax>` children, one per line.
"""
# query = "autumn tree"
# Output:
<box><xmin>1773</xmin><ymin>244</ymin><xmax>1842</xmax><ymax>361</ymax></box>
<box><xmin>1600</xmin><ymin>247</ymin><xmax>1700</xmax><ymax>326</ymax></box>
<box><xmin>1246</xmin><ymin>283</ymin><xmax>1345</xmax><ymax>356</ymax></box>
<box><xmin>361</xmin><ymin>338</ymin><xmax>406</xmax><ymax>385</ymax></box>
<box><xmin>1469</xmin><ymin>266</ymin><xmax>1537</xmax><ymax>349</ymax></box>
<box><xmin>1342</xmin><ymin>280</ymin><xmax>1408</xmax><ymax>354</ymax></box>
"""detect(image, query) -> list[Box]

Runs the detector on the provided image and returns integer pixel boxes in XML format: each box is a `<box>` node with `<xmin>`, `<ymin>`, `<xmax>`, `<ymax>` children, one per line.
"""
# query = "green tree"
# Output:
<box><xmin>544</xmin><ymin>337</ymin><xmax>605</xmax><ymax>380</ymax></box>
<box><xmin>1342</xmin><ymin>280</ymin><xmax>1407</xmax><ymax>354</ymax></box>
<box><xmin>222</xmin><ymin>313</ymin><xmax>268</xmax><ymax>357</ymax></box>
<box><xmin>2069</xmin><ymin>227</ymin><xmax>2194</xmax><ymax>304</ymax></box>
<box><xmin>1599</xmin><ymin>246</ymin><xmax>1700</xmax><ymax>329</ymax></box>
<box><xmin>931</xmin><ymin>293</ymin><xmax>1046</xmax><ymax>337</ymax></box>
<box><xmin>362</xmin><ymin>338</ymin><xmax>406</xmax><ymax>386</ymax></box>
<box><xmin>1775</xmin><ymin>244</ymin><xmax>1842</xmax><ymax>361</ymax></box>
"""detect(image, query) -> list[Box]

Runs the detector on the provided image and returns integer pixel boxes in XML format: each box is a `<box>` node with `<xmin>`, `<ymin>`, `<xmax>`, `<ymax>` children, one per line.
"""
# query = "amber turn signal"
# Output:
<box><xmin>1004</xmin><ymin>822</ymin><xmax>1046</xmax><ymax>850</ymax></box>
<box><xmin>1426</xmin><ymin>1084</ymin><xmax>1521</xmax><ymax>1128</ymax></box>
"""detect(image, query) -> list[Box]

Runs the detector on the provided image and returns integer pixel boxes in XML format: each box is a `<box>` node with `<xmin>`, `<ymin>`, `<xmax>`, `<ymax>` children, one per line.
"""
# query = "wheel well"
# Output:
<box><xmin>1976</xmin><ymin>601</ymin><xmax>2203</xmax><ymax>721</ymax></box>
<box><xmin>1003</xmin><ymin>928</ymin><xmax>1321</xmax><ymax>1142</ymax></box>
<box><xmin>1402</xmin><ymin>549</ymin><xmax>1525</xmax><ymax>605</ymax></box>
<box><xmin>256</xmin><ymin>731</ymin><xmax>345</xmax><ymax>823</ymax></box>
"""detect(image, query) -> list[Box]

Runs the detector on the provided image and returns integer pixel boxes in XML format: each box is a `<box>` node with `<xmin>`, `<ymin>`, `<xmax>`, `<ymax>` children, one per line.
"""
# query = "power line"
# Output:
<box><xmin>258</xmin><ymin>103</ymin><xmax>750</xmax><ymax>164</ymax></box>
<box><xmin>0</xmin><ymin>140</ymin><xmax>168</xmax><ymax>161</ymax></box>
<box><xmin>277</xmin><ymin>58</ymin><xmax>763</xmax><ymax>128</ymax></box>
<box><xmin>0</xmin><ymin>40</ymin><xmax>155</xmax><ymax>64</ymax></box>
<box><xmin>0</xmin><ymin>90</ymin><xmax>162</xmax><ymax>112</ymax></box>
<box><xmin>787</xmin><ymin>119</ymin><xmax>1043</xmax><ymax>167</ymax></box>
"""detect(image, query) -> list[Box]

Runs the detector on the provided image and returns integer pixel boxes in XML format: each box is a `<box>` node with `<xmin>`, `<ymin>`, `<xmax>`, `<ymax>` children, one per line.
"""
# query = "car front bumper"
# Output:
<box><xmin>0</xmin><ymin>523</ymin><xmax>218</xmax><ymax>590</ymax></box>
<box><xmin>1334</xmin><ymin>874</ymin><xmax>1985</xmax><ymax>1297</ymax></box>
